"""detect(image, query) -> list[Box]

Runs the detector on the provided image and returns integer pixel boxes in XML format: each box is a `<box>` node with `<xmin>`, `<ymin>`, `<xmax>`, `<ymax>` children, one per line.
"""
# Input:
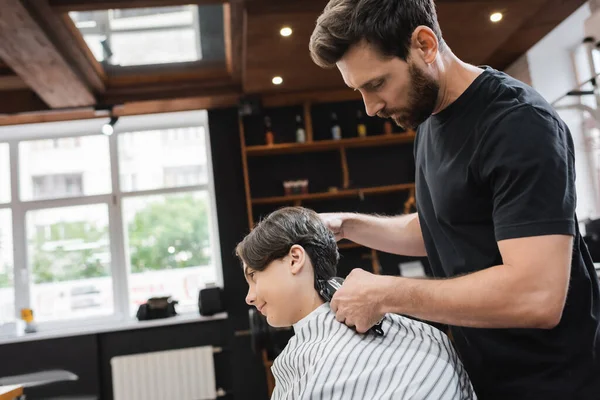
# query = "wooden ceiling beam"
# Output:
<box><xmin>0</xmin><ymin>0</ymin><xmax>95</xmax><ymax>108</ymax></box>
<box><xmin>224</xmin><ymin>1</ymin><xmax>245</xmax><ymax>84</ymax></box>
<box><xmin>115</xmin><ymin>92</ymin><xmax>240</xmax><ymax>116</ymax></box>
<box><xmin>49</xmin><ymin>0</ymin><xmax>226</xmax><ymax>12</ymax></box>
<box><xmin>100</xmin><ymin>81</ymin><xmax>240</xmax><ymax>104</ymax></box>
<box><xmin>0</xmin><ymin>91</ymin><xmax>240</xmax><ymax>126</ymax></box>
<box><xmin>23</xmin><ymin>0</ymin><xmax>106</xmax><ymax>93</ymax></box>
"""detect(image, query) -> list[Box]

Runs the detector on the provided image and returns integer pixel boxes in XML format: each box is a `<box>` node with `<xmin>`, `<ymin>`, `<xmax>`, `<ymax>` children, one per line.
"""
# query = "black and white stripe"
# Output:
<box><xmin>270</xmin><ymin>303</ymin><xmax>476</xmax><ymax>399</ymax></box>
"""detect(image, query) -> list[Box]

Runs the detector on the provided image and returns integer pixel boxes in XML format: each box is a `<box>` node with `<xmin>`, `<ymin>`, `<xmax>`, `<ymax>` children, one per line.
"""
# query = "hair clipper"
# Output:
<box><xmin>317</xmin><ymin>276</ymin><xmax>385</xmax><ymax>336</ymax></box>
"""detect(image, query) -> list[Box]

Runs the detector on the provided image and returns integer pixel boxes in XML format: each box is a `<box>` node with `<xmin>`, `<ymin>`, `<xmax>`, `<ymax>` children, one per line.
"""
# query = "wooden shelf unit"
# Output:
<box><xmin>245</xmin><ymin>131</ymin><xmax>415</xmax><ymax>156</ymax></box>
<box><xmin>239</xmin><ymin>100</ymin><xmax>417</xmax><ymax>232</ymax></box>
<box><xmin>252</xmin><ymin>183</ymin><xmax>415</xmax><ymax>205</ymax></box>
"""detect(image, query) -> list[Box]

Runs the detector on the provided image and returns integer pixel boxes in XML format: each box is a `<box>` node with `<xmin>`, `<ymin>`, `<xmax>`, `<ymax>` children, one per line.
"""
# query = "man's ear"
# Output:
<box><xmin>411</xmin><ymin>26</ymin><xmax>438</xmax><ymax>65</ymax></box>
<box><xmin>289</xmin><ymin>244</ymin><xmax>306</xmax><ymax>275</ymax></box>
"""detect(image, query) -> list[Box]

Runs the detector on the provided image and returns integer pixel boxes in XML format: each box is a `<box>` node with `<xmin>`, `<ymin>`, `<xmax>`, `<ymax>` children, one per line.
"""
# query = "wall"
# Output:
<box><xmin>208</xmin><ymin>107</ymin><xmax>270</xmax><ymax>400</ymax></box>
<box><xmin>509</xmin><ymin>2</ymin><xmax>599</xmax><ymax>222</ymax></box>
<box><xmin>504</xmin><ymin>54</ymin><xmax>532</xmax><ymax>87</ymax></box>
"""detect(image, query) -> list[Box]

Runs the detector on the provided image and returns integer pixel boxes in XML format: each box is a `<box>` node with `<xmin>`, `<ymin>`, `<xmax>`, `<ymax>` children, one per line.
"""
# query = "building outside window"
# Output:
<box><xmin>0</xmin><ymin>111</ymin><xmax>221</xmax><ymax>329</ymax></box>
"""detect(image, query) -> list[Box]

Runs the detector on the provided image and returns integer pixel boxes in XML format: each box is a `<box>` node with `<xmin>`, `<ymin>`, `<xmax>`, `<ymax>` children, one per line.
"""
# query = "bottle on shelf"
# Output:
<box><xmin>264</xmin><ymin>116</ymin><xmax>274</xmax><ymax>146</ymax></box>
<box><xmin>331</xmin><ymin>112</ymin><xmax>342</xmax><ymax>140</ymax></box>
<box><xmin>357</xmin><ymin>110</ymin><xmax>367</xmax><ymax>138</ymax></box>
<box><xmin>295</xmin><ymin>114</ymin><xmax>306</xmax><ymax>143</ymax></box>
<box><xmin>384</xmin><ymin>119</ymin><xmax>394</xmax><ymax>135</ymax></box>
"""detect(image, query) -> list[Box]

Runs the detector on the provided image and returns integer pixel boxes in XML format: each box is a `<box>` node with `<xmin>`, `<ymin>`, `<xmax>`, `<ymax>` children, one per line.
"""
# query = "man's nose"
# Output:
<box><xmin>363</xmin><ymin>94</ymin><xmax>384</xmax><ymax>117</ymax></box>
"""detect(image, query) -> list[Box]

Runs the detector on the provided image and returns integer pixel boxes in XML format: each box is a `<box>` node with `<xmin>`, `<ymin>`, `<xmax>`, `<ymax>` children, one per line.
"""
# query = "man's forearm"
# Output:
<box><xmin>342</xmin><ymin>212</ymin><xmax>427</xmax><ymax>257</ymax></box>
<box><xmin>379</xmin><ymin>263</ymin><xmax>563</xmax><ymax>329</ymax></box>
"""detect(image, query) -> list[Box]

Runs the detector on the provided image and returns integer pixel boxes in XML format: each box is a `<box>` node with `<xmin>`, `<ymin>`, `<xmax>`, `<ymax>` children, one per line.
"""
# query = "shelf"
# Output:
<box><xmin>252</xmin><ymin>183</ymin><xmax>415</xmax><ymax>205</ymax></box>
<box><xmin>245</xmin><ymin>131</ymin><xmax>416</xmax><ymax>156</ymax></box>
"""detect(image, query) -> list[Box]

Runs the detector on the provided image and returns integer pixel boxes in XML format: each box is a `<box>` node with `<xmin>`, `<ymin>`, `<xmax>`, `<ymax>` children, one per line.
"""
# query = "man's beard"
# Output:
<box><xmin>378</xmin><ymin>62</ymin><xmax>440</xmax><ymax>130</ymax></box>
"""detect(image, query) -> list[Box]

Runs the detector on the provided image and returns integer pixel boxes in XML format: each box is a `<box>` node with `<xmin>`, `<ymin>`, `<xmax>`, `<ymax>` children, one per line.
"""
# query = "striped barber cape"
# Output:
<box><xmin>270</xmin><ymin>303</ymin><xmax>476</xmax><ymax>400</ymax></box>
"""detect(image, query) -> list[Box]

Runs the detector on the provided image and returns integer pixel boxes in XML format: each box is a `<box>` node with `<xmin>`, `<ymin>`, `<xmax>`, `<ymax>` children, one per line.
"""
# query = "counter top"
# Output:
<box><xmin>0</xmin><ymin>312</ymin><xmax>228</xmax><ymax>345</ymax></box>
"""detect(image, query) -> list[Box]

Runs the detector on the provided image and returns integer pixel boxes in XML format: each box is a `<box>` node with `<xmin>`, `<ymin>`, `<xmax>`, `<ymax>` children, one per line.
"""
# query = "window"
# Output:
<box><xmin>27</xmin><ymin>205</ymin><xmax>113</xmax><ymax>322</ymax></box>
<box><xmin>69</xmin><ymin>6</ymin><xmax>202</xmax><ymax>66</ymax></box>
<box><xmin>32</xmin><ymin>174</ymin><xmax>84</xmax><ymax>200</ymax></box>
<box><xmin>20</xmin><ymin>136</ymin><xmax>110</xmax><ymax>201</ymax></box>
<box><xmin>0</xmin><ymin>110</ymin><xmax>220</xmax><ymax>329</ymax></box>
<box><xmin>0</xmin><ymin>144</ymin><xmax>10</xmax><ymax>204</ymax></box>
<box><xmin>123</xmin><ymin>191</ymin><xmax>216</xmax><ymax>315</ymax></box>
<box><xmin>0</xmin><ymin>210</ymin><xmax>14</xmax><ymax>324</ymax></box>
<box><xmin>163</xmin><ymin>165</ymin><xmax>207</xmax><ymax>187</ymax></box>
<box><xmin>118</xmin><ymin>126</ymin><xmax>208</xmax><ymax>192</ymax></box>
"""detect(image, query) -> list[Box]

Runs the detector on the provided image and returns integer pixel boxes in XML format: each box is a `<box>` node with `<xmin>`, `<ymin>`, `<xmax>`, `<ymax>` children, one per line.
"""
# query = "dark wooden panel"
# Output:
<box><xmin>0</xmin><ymin>90</ymin><xmax>49</xmax><ymax>114</ymax></box>
<box><xmin>244</xmin><ymin>11</ymin><xmax>346</xmax><ymax>94</ymax></box>
<box><xmin>243</xmin><ymin>0</ymin><xmax>581</xmax><ymax>93</ymax></box>
<box><xmin>436</xmin><ymin>0</ymin><xmax>546</xmax><ymax>64</ymax></box>
<box><xmin>0</xmin><ymin>75</ymin><xmax>29</xmax><ymax>91</ymax></box>
<box><xmin>486</xmin><ymin>0</ymin><xmax>588</xmax><ymax>69</ymax></box>
<box><xmin>0</xmin><ymin>335</ymin><xmax>100</xmax><ymax>399</ymax></box>
<box><xmin>0</xmin><ymin>0</ymin><xmax>95</xmax><ymax>108</ymax></box>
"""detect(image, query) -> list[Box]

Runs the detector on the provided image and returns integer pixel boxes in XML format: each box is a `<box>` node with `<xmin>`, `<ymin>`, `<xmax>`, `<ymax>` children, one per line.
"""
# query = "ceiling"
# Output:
<box><xmin>0</xmin><ymin>0</ymin><xmax>588</xmax><ymax>123</ymax></box>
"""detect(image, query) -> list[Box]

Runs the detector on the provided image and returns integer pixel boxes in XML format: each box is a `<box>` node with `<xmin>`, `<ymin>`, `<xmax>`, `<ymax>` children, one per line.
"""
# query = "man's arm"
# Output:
<box><xmin>320</xmin><ymin>212</ymin><xmax>427</xmax><ymax>257</ymax></box>
<box><xmin>381</xmin><ymin>234</ymin><xmax>572</xmax><ymax>329</ymax></box>
<box><xmin>332</xmin><ymin>233</ymin><xmax>571</xmax><ymax>332</ymax></box>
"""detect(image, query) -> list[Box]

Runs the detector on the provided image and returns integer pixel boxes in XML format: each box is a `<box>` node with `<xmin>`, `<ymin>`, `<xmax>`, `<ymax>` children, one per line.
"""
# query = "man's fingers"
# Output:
<box><xmin>355</xmin><ymin>323</ymin><xmax>368</xmax><ymax>334</ymax></box>
<box><xmin>330</xmin><ymin>297</ymin><xmax>339</xmax><ymax>313</ymax></box>
<box><xmin>319</xmin><ymin>213</ymin><xmax>344</xmax><ymax>240</ymax></box>
<box><xmin>336</xmin><ymin>311</ymin><xmax>346</xmax><ymax>323</ymax></box>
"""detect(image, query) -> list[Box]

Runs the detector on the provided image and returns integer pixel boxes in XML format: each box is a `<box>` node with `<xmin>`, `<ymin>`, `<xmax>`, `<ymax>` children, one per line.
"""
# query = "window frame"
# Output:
<box><xmin>72</xmin><ymin>6</ymin><xmax>202</xmax><ymax>67</ymax></box>
<box><xmin>0</xmin><ymin>110</ymin><xmax>222</xmax><ymax>331</ymax></box>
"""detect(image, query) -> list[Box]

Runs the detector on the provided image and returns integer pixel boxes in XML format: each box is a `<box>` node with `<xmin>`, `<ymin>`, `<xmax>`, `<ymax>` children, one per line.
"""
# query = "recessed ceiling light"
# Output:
<box><xmin>272</xmin><ymin>76</ymin><xmax>283</xmax><ymax>85</ymax></box>
<box><xmin>280</xmin><ymin>27</ymin><xmax>293</xmax><ymax>37</ymax></box>
<box><xmin>490</xmin><ymin>12</ymin><xmax>503</xmax><ymax>23</ymax></box>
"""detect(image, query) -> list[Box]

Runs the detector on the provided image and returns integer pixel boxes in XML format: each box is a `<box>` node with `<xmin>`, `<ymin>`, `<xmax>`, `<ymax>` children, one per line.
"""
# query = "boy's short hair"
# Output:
<box><xmin>235</xmin><ymin>207</ymin><xmax>339</xmax><ymax>281</ymax></box>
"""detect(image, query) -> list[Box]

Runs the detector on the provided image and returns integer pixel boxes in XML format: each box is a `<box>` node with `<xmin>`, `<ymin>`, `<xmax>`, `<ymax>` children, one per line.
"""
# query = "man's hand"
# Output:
<box><xmin>319</xmin><ymin>213</ymin><xmax>346</xmax><ymax>241</ymax></box>
<box><xmin>330</xmin><ymin>268</ymin><xmax>386</xmax><ymax>333</ymax></box>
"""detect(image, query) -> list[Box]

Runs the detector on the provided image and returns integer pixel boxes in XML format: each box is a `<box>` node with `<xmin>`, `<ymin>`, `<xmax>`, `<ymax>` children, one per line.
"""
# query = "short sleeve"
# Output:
<box><xmin>477</xmin><ymin>105</ymin><xmax>576</xmax><ymax>241</ymax></box>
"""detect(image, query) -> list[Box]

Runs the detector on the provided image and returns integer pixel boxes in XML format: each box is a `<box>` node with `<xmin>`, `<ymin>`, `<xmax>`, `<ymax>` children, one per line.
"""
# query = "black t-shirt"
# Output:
<box><xmin>415</xmin><ymin>67</ymin><xmax>600</xmax><ymax>399</ymax></box>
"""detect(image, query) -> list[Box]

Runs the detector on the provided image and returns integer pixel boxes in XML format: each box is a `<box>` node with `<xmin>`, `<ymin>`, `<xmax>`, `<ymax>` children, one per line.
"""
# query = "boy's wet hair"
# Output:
<box><xmin>235</xmin><ymin>207</ymin><xmax>339</xmax><ymax>280</ymax></box>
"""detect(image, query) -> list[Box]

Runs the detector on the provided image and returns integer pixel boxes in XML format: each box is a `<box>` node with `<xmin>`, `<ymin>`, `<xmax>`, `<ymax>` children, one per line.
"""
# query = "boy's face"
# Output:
<box><xmin>244</xmin><ymin>245</ymin><xmax>317</xmax><ymax>327</ymax></box>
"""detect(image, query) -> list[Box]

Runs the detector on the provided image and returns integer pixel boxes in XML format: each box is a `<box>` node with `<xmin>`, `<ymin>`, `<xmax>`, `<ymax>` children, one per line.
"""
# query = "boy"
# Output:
<box><xmin>236</xmin><ymin>207</ymin><xmax>475</xmax><ymax>399</ymax></box>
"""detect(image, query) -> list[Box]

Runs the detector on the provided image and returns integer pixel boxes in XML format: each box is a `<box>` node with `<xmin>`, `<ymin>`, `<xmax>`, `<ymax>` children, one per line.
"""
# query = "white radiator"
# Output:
<box><xmin>111</xmin><ymin>346</ymin><xmax>219</xmax><ymax>400</ymax></box>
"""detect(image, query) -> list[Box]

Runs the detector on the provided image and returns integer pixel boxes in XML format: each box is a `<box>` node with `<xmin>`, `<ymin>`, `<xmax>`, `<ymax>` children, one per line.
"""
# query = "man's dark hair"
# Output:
<box><xmin>310</xmin><ymin>0</ymin><xmax>444</xmax><ymax>68</ymax></box>
<box><xmin>235</xmin><ymin>207</ymin><xmax>339</xmax><ymax>281</ymax></box>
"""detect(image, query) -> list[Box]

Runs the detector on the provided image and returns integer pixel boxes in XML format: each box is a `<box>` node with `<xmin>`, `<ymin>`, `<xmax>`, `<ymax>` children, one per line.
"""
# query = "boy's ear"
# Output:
<box><xmin>289</xmin><ymin>244</ymin><xmax>306</xmax><ymax>275</ymax></box>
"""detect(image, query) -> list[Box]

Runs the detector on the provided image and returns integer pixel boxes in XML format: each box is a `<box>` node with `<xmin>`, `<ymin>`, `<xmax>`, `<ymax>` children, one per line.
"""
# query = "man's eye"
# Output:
<box><xmin>372</xmin><ymin>80</ymin><xmax>384</xmax><ymax>89</ymax></box>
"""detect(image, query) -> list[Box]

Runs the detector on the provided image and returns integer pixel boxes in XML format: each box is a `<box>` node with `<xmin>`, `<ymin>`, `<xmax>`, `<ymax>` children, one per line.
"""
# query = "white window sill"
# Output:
<box><xmin>0</xmin><ymin>312</ymin><xmax>228</xmax><ymax>345</ymax></box>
